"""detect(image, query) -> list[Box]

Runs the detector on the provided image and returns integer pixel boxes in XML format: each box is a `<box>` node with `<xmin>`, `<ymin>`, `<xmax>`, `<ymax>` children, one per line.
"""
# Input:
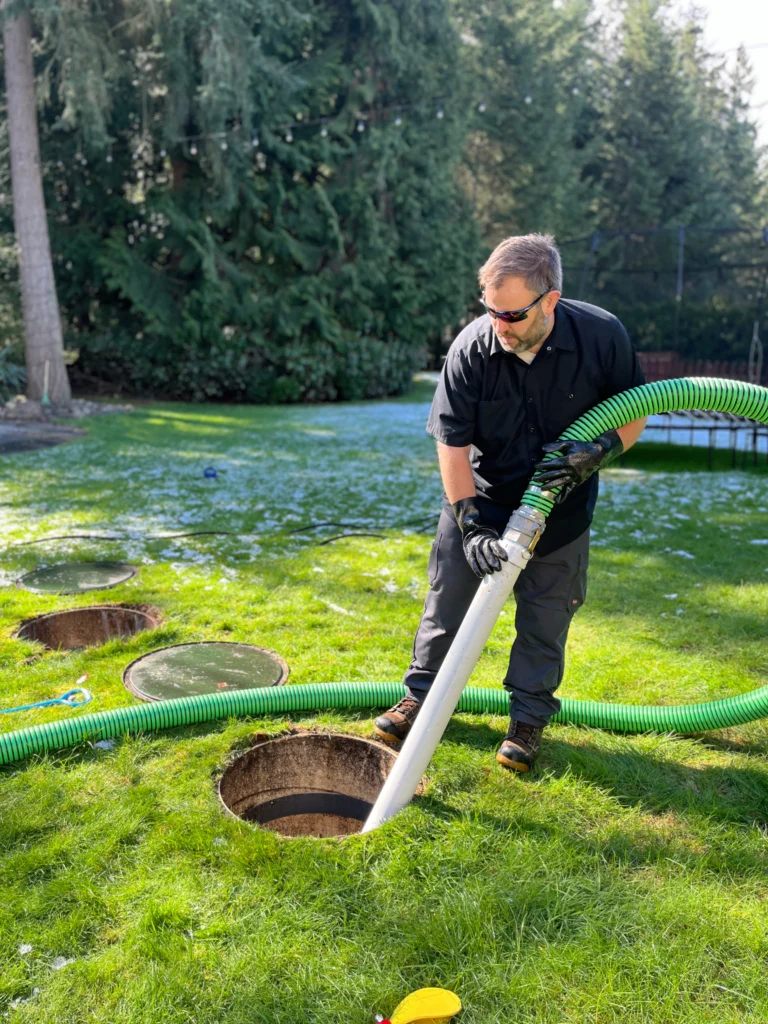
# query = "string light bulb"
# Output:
<box><xmin>87</xmin><ymin>92</ymin><xmax>591</xmax><ymax>157</ymax></box>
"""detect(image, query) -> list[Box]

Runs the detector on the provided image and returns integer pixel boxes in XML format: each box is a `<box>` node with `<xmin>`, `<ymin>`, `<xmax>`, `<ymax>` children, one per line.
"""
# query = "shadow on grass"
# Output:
<box><xmin>7</xmin><ymin>706</ymin><xmax>767</xmax><ymax>826</ymax></box>
<box><xmin>416</xmin><ymin>786</ymin><xmax>768</xmax><ymax>885</ymax></box>
<box><xmin>446</xmin><ymin>716</ymin><xmax>768</xmax><ymax>826</ymax></box>
<box><xmin>543</xmin><ymin>737</ymin><xmax>768</xmax><ymax>825</ymax></box>
<box><xmin>623</xmin><ymin>440</ymin><xmax>768</xmax><ymax>474</ymax></box>
<box><xmin>693</xmin><ymin>731</ymin><xmax>768</xmax><ymax>756</ymax></box>
<box><xmin>83</xmin><ymin>380</ymin><xmax>436</xmax><ymax>450</ymax></box>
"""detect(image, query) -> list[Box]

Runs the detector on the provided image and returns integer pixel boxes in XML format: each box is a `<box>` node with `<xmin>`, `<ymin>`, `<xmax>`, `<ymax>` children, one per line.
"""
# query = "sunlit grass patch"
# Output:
<box><xmin>1</xmin><ymin>396</ymin><xmax>768</xmax><ymax>1022</ymax></box>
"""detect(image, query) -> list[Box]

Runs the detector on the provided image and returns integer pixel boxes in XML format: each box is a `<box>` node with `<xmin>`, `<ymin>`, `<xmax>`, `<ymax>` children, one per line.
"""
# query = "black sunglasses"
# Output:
<box><xmin>480</xmin><ymin>291</ymin><xmax>549</xmax><ymax>323</ymax></box>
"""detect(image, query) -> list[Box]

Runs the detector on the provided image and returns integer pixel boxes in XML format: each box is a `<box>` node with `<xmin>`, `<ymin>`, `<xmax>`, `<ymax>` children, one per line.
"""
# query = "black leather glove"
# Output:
<box><xmin>533</xmin><ymin>429</ymin><xmax>624</xmax><ymax>503</ymax></box>
<box><xmin>452</xmin><ymin>497</ymin><xmax>509</xmax><ymax>579</ymax></box>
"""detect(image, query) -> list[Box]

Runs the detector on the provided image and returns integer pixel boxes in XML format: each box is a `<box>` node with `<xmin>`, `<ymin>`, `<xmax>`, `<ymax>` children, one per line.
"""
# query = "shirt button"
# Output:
<box><xmin>546</xmin><ymin>346</ymin><xmax>552</xmax><ymax>352</ymax></box>
<box><xmin>529</xmin><ymin>426</ymin><xmax>535</xmax><ymax>433</ymax></box>
<box><xmin>528</xmin><ymin>398</ymin><xmax>533</xmax><ymax>403</ymax></box>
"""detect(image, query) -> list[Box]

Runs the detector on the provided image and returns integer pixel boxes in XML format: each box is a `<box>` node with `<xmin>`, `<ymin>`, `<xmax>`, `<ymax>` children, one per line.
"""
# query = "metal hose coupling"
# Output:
<box><xmin>501</xmin><ymin>504</ymin><xmax>546</xmax><ymax>562</ymax></box>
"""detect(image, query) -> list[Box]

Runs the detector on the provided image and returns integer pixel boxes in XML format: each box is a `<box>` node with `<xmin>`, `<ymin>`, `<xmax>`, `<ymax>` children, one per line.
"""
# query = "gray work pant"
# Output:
<box><xmin>403</xmin><ymin>509</ymin><xmax>589</xmax><ymax>727</ymax></box>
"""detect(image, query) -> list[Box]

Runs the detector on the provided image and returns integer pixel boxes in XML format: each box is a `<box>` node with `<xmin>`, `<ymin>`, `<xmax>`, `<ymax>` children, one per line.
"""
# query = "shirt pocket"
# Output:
<box><xmin>545</xmin><ymin>387</ymin><xmax>589</xmax><ymax>438</ymax></box>
<box><xmin>475</xmin><ymin>399</ymin><xmax>519</xmax><ymax>456</ymax></box>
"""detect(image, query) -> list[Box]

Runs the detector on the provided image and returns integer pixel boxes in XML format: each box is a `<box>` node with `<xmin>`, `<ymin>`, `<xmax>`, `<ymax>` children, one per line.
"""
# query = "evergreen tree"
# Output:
<box><xmin>454</xmin><ymin>0</ymin><xmax>600</xmax><ymax>246</ymax></box>
<box><xmin>21</xmin><ymin>0</ymin><xmax>481</xmax><ymax>401</ymax></box>
<box><xmin>686</xmin><ymin>41</ymin><xmax>767</xmax><ymax>227</ymax></box>
<box><xmin>2</xmin><ymin>0</ymin><xmax>765</xmax><ymax>388</ymax></box>
<box><xmin>586</xmin><ymin>0</ymin><xmax>701</xmax><ymax>229</ymax></box>
<box><xmin>586</xmin><ymin>0</ymin><xmax>764</xmax><ymax>230</ymax></box>
<box><xmin>578</xmin><ymin>0</ymin><xmax>768</xmax><ymax>354</ymax></box>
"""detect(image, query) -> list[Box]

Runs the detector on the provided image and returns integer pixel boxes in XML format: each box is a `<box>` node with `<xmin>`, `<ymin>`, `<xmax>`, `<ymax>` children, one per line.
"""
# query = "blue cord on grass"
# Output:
<box><xmin>0</xmin><ymin>687</ymin><xmax>93</xmax><ymax>715</ymax></box>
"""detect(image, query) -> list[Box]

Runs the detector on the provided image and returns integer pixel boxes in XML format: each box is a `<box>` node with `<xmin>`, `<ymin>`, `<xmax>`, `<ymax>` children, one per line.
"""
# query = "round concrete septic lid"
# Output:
<box><xmin>123</xmin><ymin>641</ymin><xmax>289</xmax><ymax>702</ymax></box>
<box><xmin>16</xmin><ymin>561</ymin><xmax>137</xmax><ymax>595</ymax></box>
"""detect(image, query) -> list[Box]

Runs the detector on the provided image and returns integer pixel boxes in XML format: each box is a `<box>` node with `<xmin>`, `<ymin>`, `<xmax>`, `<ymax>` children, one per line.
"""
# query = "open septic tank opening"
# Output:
<box><xmin>219</xmin><ymin>732</ymin><xmax>403</xmax><ymax>838</ymax></box>
<box><xmin>17</xmin><ymin>605</ymin><xmax>158</xmax><ymax>651</ymax></box>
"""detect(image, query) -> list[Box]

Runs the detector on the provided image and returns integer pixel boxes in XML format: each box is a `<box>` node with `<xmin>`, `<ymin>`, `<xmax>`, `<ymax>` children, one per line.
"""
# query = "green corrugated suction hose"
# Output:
<box><xmin>2</xmin><ymin>376</ymin><xmax>768</xmax><ymax>768</ymax></box>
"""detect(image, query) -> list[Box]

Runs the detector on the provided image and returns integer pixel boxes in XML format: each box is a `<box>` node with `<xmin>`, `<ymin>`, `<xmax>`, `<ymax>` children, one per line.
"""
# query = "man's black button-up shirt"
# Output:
<box><xmin>426</xmin><ymin>298</ymin><xmax>646</xmax><ymax>555</ymax></box>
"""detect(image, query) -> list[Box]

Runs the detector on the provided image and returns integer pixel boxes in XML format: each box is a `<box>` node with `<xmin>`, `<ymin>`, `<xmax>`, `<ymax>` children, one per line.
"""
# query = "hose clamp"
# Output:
<box><xmin>526</xmin><ymin>483</ymin><xmax>558</xmax><ymax>502</ymax></box>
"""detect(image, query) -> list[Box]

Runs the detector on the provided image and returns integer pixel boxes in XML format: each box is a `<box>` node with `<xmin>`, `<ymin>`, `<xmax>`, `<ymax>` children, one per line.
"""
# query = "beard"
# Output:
<box><xmin>496</xmin><ymin>307</ymin><xmax>550</xmax><ymax>353</ymax></box>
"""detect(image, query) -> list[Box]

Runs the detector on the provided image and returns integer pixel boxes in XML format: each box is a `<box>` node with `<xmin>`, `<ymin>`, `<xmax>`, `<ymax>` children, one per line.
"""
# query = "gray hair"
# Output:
<box><xmin>478</xmin><ymin>233</ymin><xmax>563</xmax><ymax>294</ymax></box>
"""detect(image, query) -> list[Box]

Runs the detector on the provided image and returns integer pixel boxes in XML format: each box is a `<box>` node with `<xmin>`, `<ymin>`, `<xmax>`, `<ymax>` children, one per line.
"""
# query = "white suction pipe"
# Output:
<box><xmin>361</xmin><ymin>501</ymin><xmax>548</xmax><ymax>833</ymax></box>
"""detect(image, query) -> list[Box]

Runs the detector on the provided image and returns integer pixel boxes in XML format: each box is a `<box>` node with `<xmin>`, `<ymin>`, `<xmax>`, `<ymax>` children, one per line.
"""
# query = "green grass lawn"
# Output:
<box><xmin>2</xmin><ymin>386</ymin><xmax>768</xmax><ymax>1023</ymax></box>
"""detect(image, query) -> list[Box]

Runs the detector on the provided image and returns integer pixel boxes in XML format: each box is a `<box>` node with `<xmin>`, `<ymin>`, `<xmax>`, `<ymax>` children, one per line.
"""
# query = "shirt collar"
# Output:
<box><xmin>549</xmin><ymin>303</ymin><xmax>575</xmax><ymax>350</ymax></box>
<box><xmin>487</xmin><ymin>302</ymin><xmax>575</xmax><ymax>357</ymax></box>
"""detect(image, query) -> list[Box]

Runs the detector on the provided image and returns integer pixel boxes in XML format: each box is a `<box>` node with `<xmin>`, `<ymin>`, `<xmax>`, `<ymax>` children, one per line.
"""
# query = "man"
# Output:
<box><xmin>374</xmin><ymin>234</ymin><xmax>647</xmax><ymax>771</ymax></box>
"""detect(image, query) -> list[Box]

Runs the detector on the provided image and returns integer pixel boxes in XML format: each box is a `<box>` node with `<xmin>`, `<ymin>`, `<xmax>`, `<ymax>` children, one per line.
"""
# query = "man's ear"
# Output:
<box><xmin>544</xmin><ymin>291</ymin><xmax>562</xmax><ymax>316</ymax></box>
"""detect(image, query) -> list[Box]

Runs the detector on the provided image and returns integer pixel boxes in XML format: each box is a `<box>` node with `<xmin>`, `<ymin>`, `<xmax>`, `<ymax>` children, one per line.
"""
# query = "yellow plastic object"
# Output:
<box><xmin>379</xmin><ymin>987</ymin><xmax>461</xmax><ymax>1023</ymax></box>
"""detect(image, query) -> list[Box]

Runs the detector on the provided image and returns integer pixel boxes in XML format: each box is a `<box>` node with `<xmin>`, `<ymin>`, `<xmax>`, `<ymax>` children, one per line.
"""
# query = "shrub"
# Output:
<box><xmin>0</xmin><ymin>345</ymin><xmax>26</xmax><ymax>403</ymax></box>
<box><xmin>70</xmin><ymin>329</ymin><xmax>423</xmax><ymax>404</ymax></box>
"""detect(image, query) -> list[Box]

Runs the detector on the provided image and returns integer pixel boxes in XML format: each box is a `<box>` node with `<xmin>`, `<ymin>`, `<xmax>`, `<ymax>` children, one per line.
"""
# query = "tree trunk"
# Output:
<box><xmin>2</xmin><ymin>1</ymin><xmax>71</xmax><ymax>408</ymax></box>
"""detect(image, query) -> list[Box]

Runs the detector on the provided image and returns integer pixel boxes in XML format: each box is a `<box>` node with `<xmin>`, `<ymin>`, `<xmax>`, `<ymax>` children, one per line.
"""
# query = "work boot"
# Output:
<box><xmin>496</xmin><ymin>720</ymin><xmax>544</xmax><ymax>773</ymax></box>
<box><xmin>375</xmin><ymin>695</ymin><xmax>423</xmax><ymax>744</ymax></box>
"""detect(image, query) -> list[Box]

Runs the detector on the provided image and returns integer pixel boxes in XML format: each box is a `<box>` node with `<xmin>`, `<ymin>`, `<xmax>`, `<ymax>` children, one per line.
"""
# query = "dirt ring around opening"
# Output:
<box><xmin>218</xmin><ymin>730</ymin><xmax>424</xmax><ymax>839</ymax></box>
<box><xmin>15</xmin><ymin>604</ymin><xmax>161</xmax><ymax>651</ymax></box>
